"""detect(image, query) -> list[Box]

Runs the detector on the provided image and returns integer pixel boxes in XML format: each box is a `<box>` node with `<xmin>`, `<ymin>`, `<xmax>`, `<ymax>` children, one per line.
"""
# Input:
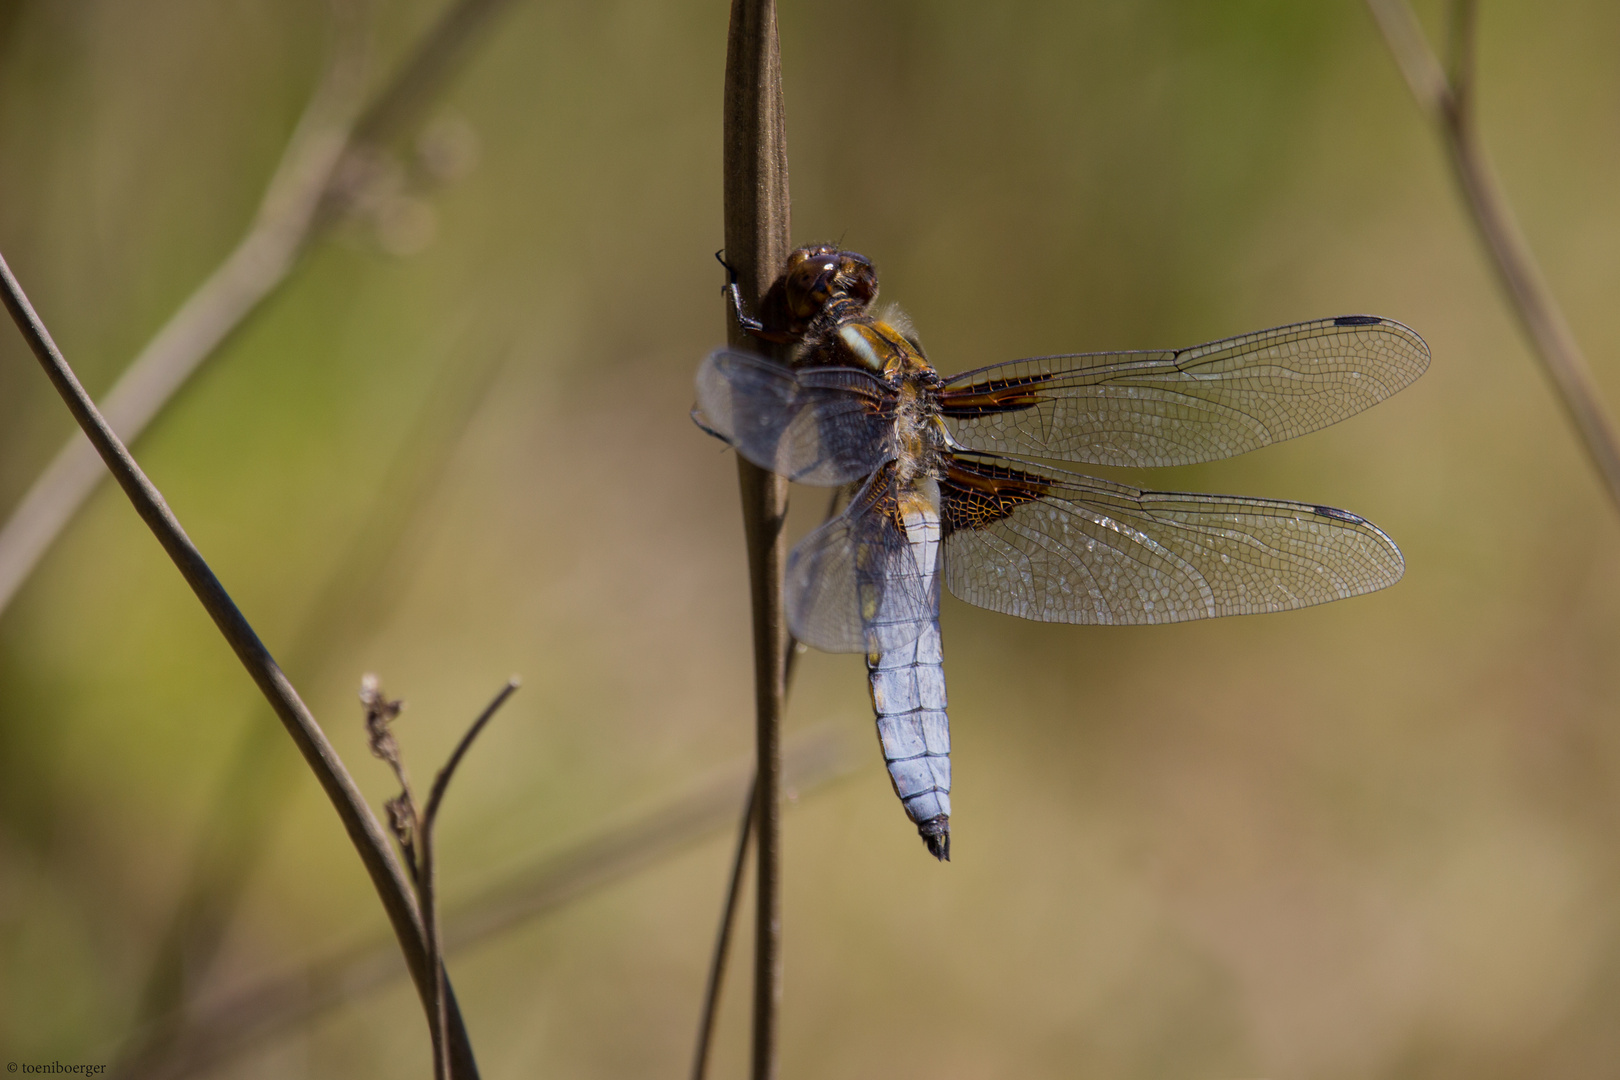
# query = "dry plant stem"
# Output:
<box><xmin>690</xmin><ymin>780</ymin><xmax>757</xmax><ymax>1080</ymax></box>
<box><xmin>0</xmin><ymin>0</ymin><xmax>528</xmax><ymax>621</ymax></box>
<box><xmin>722</xmin><ymin>1</ymin><xmax>793</xmax><ymax>1077</ymax></box>
<box><xmin>0</xmin><ymin>254</ymin><xmax>476</xmax><ymax>1077</ymax></box>
<box><xmin>418</xmin><ymin>679</ymin><xmax>520</xmax><ymax>1080</ymax></box>
<box><xmin>1363</xmin><ymin>0</ymin><xmax>1620</xmax><ymax>513</ymax></box>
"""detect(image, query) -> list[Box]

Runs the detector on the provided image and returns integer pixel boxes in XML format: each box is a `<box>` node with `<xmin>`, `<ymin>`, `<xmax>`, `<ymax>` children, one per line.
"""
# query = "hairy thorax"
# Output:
<box><xmin>797</xmin><ymin>309</ymin><xmax>947</xmax><ymax>492</ymax></box>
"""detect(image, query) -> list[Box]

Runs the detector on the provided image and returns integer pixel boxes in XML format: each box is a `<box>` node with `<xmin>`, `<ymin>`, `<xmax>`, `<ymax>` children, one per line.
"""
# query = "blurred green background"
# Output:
<box><xmin>4</xmin><ymin>0</ymin><xmax>1620</xmax><ymax>1076</ymax></box>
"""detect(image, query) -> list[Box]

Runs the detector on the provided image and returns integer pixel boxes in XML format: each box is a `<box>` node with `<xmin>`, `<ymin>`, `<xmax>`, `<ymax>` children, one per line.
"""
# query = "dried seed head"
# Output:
<box><xmin>360</xmin><ymin>673</ymin><xmax>405</xmax><ymax>764</ymax></box>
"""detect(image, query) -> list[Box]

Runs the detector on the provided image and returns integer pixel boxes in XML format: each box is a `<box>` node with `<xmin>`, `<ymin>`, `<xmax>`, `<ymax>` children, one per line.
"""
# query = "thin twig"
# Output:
<box><xmin>690</xmin><ymin>780</ymin><xmax>756</xmax><ymax>1080</ymax></box>
<box><xmin>418</xmin><ymin>678</ymin><xmax>520</xmax><ymax>1080</ymax></box>
<box><xmin>113</xmin><ymin>726</ymin><xmax>859</xmax><ymax>1080</ymax></box>
<box><xmin>425</xmin><ymin>679</ymin><xmax>521</xmax><ymax>826</ymax></box>
<box><xmin>721</xmin><ymin>2</ymin><xmax>793</xmax><ymax>1078</ymax></box>
<box><xmin>0</xmin><ymin>0</ymin><xmax>529</xmax><ymax>621</ymax></box>
<box><xmin>1363</xmin><ymin>0</ymin><xmax>1620</xmax><ymax>514</ymax></box>
<box><xmin>0</xmin><ymin>253</ymin><xmax>473</xmax><ymax>1075</ymax></box>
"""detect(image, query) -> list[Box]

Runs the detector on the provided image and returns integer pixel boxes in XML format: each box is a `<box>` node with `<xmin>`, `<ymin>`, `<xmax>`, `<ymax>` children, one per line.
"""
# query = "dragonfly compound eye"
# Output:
<box><xmin>783</xmin><ymin>247</ymin><xmax>877</xmax><ymax>320</ymax></box>
<box><xmin>784</xmin><ymin>257</ymin><xmax>836</xmax><ymax>318</ymax></box>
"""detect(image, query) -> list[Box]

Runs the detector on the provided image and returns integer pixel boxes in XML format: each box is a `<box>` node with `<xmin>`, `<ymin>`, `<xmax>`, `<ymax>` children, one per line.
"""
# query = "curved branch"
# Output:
<box><xmin>1363</xmin><ymin>0</ymin><xmax>1620</xmax><ymax>514</ymax></box>
<box><xmin>0</xmin><ymin>0</ymin><xmax>529</xmax><ymax>620</ymax></box>
<box><xmin>0</xmin><ymin>253</ymin><xmax>465</xmax><ymax>1074</ymax></box>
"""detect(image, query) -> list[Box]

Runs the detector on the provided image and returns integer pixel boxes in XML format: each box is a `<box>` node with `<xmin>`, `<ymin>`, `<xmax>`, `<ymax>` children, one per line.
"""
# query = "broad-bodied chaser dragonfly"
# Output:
<box><xmin>696</xmin><ymin>245</ymin><xmax>1428</xmax><ymax>861</ymax></box>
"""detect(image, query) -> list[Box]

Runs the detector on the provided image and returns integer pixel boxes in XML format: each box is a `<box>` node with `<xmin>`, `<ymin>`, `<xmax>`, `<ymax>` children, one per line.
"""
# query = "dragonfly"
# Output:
<box><xmin>695</xmin><ymin>244</ymin><xmax>1428</xmax><ymax>861</ymax></box>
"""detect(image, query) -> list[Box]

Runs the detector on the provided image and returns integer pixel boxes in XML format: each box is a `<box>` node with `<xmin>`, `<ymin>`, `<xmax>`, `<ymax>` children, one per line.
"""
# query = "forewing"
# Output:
<box><xmin>941</xmin><ymin>454</ymin><xmax>1404</xmax><ymax>625</ymax></box>
<box><xmin>786</xmin><ymin>468</ymin><xmax>936</xmax><ymax>654</ymax></box>
<box><xmin>940</xmin><ymin>316</ymin><xmax>1428</xmax><ymax>467</ymax></box>
<box><xmin>695</xmin><ymin>349</ymin><xmax>893</xmax><ymax>485</ymax></box>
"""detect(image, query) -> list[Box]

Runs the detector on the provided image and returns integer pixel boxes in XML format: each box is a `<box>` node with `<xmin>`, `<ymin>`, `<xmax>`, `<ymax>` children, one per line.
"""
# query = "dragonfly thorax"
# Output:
<box><xmin>887</xmin><ymin>372</ymin><xmax>946</xmax><ymax>490</ymax></box>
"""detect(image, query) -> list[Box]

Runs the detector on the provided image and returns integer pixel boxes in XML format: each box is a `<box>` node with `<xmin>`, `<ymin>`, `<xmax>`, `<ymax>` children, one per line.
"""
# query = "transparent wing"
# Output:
<box><xmin>941</xmin><ymin>454</ymin><xmax>1404</xmax><ymax>625</ymax></box>
<box><xmin>786</xmin><ymin>510</ymin><xmax>865</xmax><ymax>653</ymax></box>
<box><xmin>786</xmin><ymin>467</ymin><xmax>936</xmax><ymax>653</ymax></box>
<box><xmin>695</xmin><ymin>349</ymin><xmax>894</xmax><ymax>485</ymax></box>
<box><xmin>940</xmin><ymin>316</ymin><xmax>1428</xmax><ymax>467</ymax></box>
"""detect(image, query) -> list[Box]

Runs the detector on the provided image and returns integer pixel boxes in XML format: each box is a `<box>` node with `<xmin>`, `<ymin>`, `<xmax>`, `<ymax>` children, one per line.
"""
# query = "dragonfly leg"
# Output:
<box><xmin>716</xmin><ymin>249</ymin><xmax>794</xmax><ymax>345</ymax></box>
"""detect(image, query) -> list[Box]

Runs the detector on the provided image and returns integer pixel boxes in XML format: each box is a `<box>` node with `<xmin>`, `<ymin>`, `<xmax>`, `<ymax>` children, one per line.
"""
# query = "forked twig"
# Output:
<box><xmin>364</xmin><ymin>675</ymin><xmax>520</xmax><ymax>1080</ymax></box>
<box><xmin>121</xmin><ymin>340</ymin><xmax>509</xmax><ymax>1062</ymax></box>
<box><xmin>0</xmin><ymin>0</ymin><xmax>528</xmax><ymax>620</ymax></box>
<box><xmin>114</xmin><ymin>726</ymin><xmax>859</xmax><ymax>1080</ymax></box>
<box><xmin>0</xmin><ymin>254</ymin><xmax>476</xmax><ymax>1076</ymax></box>
<box><xmin>1363</xmin><ymin>0</ymin><xmax>1620</xmax><ymax>513</ymax></box>
<box><xmin>721</xmin><ymin>2</ymin><xmax>793</xmax><ymax>1077</ymax></box>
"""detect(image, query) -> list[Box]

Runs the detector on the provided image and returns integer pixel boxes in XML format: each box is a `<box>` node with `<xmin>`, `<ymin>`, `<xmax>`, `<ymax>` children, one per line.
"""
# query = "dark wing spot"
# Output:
<box><xmin>1333</xmin><ymin>315</ymin><xmax>1384</xmax><ymax>327</ymax></box>
<box><xmin>1312</xmin><ymin>505</ymin><xmax>1364</xmax><ymax>524</ymax></box>
<box><xmin>940</xmin><ymin>457</ymin><xmax>1052</xmax><ymax>533</ymax></box>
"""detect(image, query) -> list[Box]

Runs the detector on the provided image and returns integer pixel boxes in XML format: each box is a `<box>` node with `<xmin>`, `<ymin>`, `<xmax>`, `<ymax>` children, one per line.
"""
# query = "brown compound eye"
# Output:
<box><xmin>784</xmin><ymin>253</ymin><xmax>841</xmax><ymax>319</ymax></box>
<box><xmin>780</xmin><ymin>246</ymin><xmax>879</xmax><ymax>321</ymax></box>
<box><xmin>790</xmin><ymin>255</ymin><xmax>842</xmax><ymax>314</ymax></box>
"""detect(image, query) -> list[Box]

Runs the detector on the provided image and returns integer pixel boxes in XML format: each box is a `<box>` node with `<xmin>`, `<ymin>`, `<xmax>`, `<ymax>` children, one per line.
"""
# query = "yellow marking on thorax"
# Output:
<box><xmin>838</xmin><ymin>324</ymin><xmax>885</xmax><ymax>372</ymax></box>
<box><xmin>839</xmin><ymin>319</ymin><xmax>934</xmax><ymax>379</ymax></box>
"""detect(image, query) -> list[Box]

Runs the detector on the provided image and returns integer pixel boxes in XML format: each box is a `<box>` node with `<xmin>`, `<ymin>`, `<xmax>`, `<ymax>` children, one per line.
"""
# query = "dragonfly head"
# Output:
<box><xmin>782</xmin><ymin>245</ymin><xmax>877</xmax><ymax>325</ymax></box>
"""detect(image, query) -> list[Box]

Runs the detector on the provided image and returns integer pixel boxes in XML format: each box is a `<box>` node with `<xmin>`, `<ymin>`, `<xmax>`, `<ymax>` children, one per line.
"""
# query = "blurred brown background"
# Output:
<box><xmin>3</xmin><ymin>1</ymin><xmax>1620</xmax><ymax>1077</ymax></box>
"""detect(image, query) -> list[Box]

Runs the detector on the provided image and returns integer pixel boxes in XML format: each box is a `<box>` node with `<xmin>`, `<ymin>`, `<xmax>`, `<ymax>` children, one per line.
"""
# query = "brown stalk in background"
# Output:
<box><xmin>721</xmin><ymin>1</ymin><xmax>793</xmax><ymax>1077</ymax></box>
<box><xmin>1363</xmin><ymin>0</ymin><xmax>1620</xmax><ymax>513</ymax></box>
<box><xmin>0</xmin><ymin>254</ymin><xmax>480</xmax><ymax>1075</ymax></box>
<box><xmin>0</xmin><ymin>0</ymin><xmax>528</xmax><ymax>619</ymax></box>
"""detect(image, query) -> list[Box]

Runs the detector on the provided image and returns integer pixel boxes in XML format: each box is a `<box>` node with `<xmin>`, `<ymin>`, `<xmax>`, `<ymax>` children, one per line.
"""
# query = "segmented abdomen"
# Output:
<box><xmin>857</xmin><ymin>471</ymin><xmax>952</xmax><ymax>861</ymax></box>
<box><xmin>868</xmin><ymin>620</ymin><xmax>951</xmax><ymax>860</ymax></box>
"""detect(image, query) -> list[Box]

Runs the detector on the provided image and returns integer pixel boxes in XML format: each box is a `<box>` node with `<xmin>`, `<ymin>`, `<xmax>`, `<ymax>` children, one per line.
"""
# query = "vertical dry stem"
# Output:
<box><xmin>1363</xmin><ymin>0</ymin><xmax>1620</xmax><ymax>513</ymax></box>
<box><xmin>721</xmin><ymin>2</ymin><xmax>791</xmax><ymax>1077</ymax></box>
